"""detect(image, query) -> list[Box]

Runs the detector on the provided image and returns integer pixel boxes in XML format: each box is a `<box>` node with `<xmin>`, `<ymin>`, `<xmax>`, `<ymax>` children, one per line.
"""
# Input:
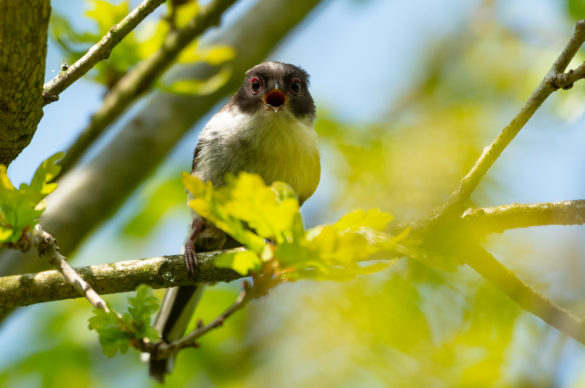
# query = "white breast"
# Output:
<box><xmin>195</xmin><ymin>105</ymin><xmax>320</xmax><ymax>203</ymax></box>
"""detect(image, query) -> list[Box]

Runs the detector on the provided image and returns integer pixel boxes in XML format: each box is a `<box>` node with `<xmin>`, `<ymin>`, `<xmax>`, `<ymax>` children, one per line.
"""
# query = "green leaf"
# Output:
<box><xmin>88</xmin><ymin>308</ymin><xmax>130</xmax><ymax>357</ymax></box>
<box><xmin>128</xmin><ymin>285</ymin><xmax>160</xmax><ymax>341</ymax></box>
<box><xmin>183</xmin><ymin>171</ymin><xmax>296</xmax><ymax>252</ymax></box>
<box><xmin>276</xmin><ymin>209</ymin><xmax>404</xmax><ymax>280</ymax></box>
<box><xmin>192</xmin><ymin>45</ymin><xmax>236</xmax><ymax>65</ymax></box>
<box><xmin>160</xmin><ymin>66</ymin><xmax>233</xmax><ymax>96</ymax></box>
<box><xmin>0</xmin><ymin>226</ymin><xmax>13</xmax><ymax>242</ymax></box>
<box><xmin>216</xmin><ymin>250</ymin><xmax>262</xmax><ymax>275</ymax></box>
<box><xmin>85</xmin><ymin>0</ymin><xmax>130</xmax><ymax>32</ymax></box>
<box><xmin>29</xmin><ymin>152</ymin><xmax>64</xmax><ymax>195</ymax></box>
<box><xmin>89</xmin><ymin>286</ymin><xmax>160</xmax><ymax>357</ymax></box>
<box><xmin>0</xmin><ymin>152</ymin><xmax>63</xmax><ymax>244</ymax></box>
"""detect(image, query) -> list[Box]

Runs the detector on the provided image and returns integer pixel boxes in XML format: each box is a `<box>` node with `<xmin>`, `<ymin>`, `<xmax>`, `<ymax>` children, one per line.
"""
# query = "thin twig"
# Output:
<box><xmin>57</xmin><ymin>0</ymin><xmax>238</xmax><ymax>176</ymax></box>
<box><xmin>30</xmin><ymin>225</ymin><xmax>109</xmax><ymax>311</ymax></box>
<box><xmin>43</xmin><ymin>0</ymin><xmax>166</xmax><ymax>104</ymax></box>
<box><xmin>462</xmin><ymin>200</ymin><xmax>585</xmax><ymax>233</ymax></box>
<box><xmin>431</xmin><ymin>20</ymin><xmax>585</xmax><ymax>224</ymax></box>
<box><xmin>155</xmin><ymin>288</ymin><xmax>250</xmax><ymax>358</ymax></box>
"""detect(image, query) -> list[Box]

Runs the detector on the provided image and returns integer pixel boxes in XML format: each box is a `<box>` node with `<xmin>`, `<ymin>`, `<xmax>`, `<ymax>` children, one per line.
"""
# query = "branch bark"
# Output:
<box><xmin>42</xmin><ymin>0</ymin><xmax>166</xmax><ymax>104</ymax></box>
<box><xmin>0</xmin><ymin>249</ymin><xmax>240</xmax><ymax>309</ymax></box>
<box><xmin>462</xmin><ymin>200</ymin><xmax>585</xmax><ymax>233</ymax></box>
<box><xmin>31</xmin><ymin>225</ymin><xmax>109</xmax><ymax>311</ymax></box>
<box><xmin>0</xmin><ymin>0</ymin><xmax>51</xmax><ymax>167</ymax></box>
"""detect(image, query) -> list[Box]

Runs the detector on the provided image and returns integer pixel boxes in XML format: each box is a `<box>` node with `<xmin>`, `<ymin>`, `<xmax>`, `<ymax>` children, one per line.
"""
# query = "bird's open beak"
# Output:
<box><xmin>262</xmin><ymin>88</ymin><xmax>288</xmax><ymax>112</ymax></box>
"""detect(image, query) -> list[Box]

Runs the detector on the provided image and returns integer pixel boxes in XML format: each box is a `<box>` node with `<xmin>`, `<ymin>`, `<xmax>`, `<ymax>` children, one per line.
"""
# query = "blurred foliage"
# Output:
<box><xmin>51</xmin><ymin>0</ymin><xmax>234</xmax><ymax>91</ymax></box>
<box><xmin>3</xmin><ymin>0</ymin><xmax>585</xmax><ymax>387</ymax></box>
<box><xmin>122</xmin><ymin>176</ymin><xmax>186</xmax><ymax>237</ymax></box>
<box><xmin>567</xmin><ymin>0</ymin><xmax>585</xmax><ymax>21</ymax></box>
<box><xmin>0</xmin><ymin>153</ymin><xmax>63</xmax><ymax>245</ymax></box>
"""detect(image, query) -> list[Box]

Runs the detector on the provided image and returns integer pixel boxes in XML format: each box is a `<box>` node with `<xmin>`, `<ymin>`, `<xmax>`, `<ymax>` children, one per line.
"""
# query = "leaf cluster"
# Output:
<box><xmin>88</xmin><ymin>285</ymin><xmax>160</xmax><ymax>357</ymax></box>
<box><xmin>182</xmin><ymin>172</ymin><xmax>407</xmax><ymax>280</ymax></box>
<box><xmin>0</xmin><ymin>152</ymin><xmax>63</xmax><ymax>245</ymax></box>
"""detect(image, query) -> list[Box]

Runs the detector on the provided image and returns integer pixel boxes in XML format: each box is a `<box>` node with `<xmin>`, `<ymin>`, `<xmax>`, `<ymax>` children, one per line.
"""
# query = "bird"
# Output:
<box><xmin>148</xmin><ymin>61</ymin><xmax>320</xmax><ymax>382</ymax></box>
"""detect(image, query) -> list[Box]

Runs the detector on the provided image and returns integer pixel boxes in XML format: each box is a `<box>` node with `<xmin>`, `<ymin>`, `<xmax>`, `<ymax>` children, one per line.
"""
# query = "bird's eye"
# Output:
<box><xmin>250</xmin><ymin>77</ymin><xmax>262</xmax><ymax>94</ymax></box>
<box><xmin>289</xmin><ymin>78</ymin><xmax>301</xmax><ymax>95</ymax></box>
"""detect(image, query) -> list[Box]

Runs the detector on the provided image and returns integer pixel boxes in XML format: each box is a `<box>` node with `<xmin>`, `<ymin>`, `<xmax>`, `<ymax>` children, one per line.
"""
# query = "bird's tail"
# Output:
<box><xmin>147</xmin><ymin>284</ymin><xmax>206</xmax><ymax>383</ymax></box>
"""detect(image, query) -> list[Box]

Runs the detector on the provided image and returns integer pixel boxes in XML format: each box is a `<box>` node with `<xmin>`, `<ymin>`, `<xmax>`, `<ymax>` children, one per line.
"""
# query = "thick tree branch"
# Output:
<box><xmin>42</xmin><ymin>0</ymin><xmax>166</xmax><ymax>104</ymax></box>
<box><xmin>0</xmin><ymin>0</ymin><xmax>51</xmax><ymax>167</ymax></box>
<box><xmin>57</xmin><ymin>0</ymin><xmax>238</xmax><ymax>176</ymax></box>
<box><xmin>0</xmin><ymin>249</ymin><xmax>241</xmax><ymax>309</ymax></box>
<box><xmin>432</xmin><ymin>20</ymin><xmax>585</xmax><ymax>223</ymax></box>
<box><xmin>462</xmin><ymin>200</ymin><xmax>585</xmax><ymax>233</ymax></box>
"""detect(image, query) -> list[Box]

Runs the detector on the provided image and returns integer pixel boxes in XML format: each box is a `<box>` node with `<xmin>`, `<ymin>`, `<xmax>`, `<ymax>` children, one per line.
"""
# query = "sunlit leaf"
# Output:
<box><xmin>160</xmin><ymin>66</ymin><xmax>233</xmax><ymax>96</ymax></box>
<box><xmin>216</xmin><ymin>250</ymin><xmax>262</xmax><ymax>275</ymax></box>
<box><xmin>85</xmin><ymin>0</ymin><xmax>130</xmax><ymax>32</ymax></box>
<box><xmin>173</xmin><ymin>0</ymin><xmax>200</xmax><ymax>28</ymax></box>
<box><xmin>29</xmin><ymin>152</ymin><xmax>64</xmax><ymax>195</ymax></box>
<box><xmin>335</xmin><ymin>208</ymin><xmax>393</xmax><ymax>231</ymax></box>
<box><xmin>0</xmin><ymin>153</ymin><xmax>63</xmax><ymax>244</ymax></box>
<box><xmin>0</xmin><ymin>165</ymin><xmax>14</xmax><ymax>190</ymax></box>
<box><xmin>194</xmin><ymin>45</ymin><xmax>236</xmax><ymax>65</ymax></box>
<box><xmin>183</xmin><ymin>172</ymin><xmax>403</xmax><ymax>281</ymax></box>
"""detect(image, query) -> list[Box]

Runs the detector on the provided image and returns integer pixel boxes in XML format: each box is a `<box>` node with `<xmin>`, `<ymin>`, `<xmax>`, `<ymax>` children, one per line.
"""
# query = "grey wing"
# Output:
<box><xmin>191</xmin><ymin>138</ymin><xmax>206</xmax><ymax>173</ymax></box>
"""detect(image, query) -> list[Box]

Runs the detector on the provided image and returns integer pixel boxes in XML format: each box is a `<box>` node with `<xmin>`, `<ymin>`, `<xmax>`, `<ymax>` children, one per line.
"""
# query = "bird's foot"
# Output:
<box><xmin>184</xmin><ymin>242</ymin><xmax>199</xmax><ymax>277</ymax></box>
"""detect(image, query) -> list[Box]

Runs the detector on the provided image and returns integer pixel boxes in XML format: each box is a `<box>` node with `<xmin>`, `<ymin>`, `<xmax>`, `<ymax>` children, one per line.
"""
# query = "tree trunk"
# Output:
<box><xmin>0</xmin><ymin>0</ymin><xmax>51</xmax><ymax>166</ymax></box>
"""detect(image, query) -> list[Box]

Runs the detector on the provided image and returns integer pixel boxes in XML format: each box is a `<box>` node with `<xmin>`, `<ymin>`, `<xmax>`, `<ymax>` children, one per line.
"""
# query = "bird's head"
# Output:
<box><xmin>233</xmin><ymin>62</ymin><xmax>315</xmax><ymax>121</ymax></box>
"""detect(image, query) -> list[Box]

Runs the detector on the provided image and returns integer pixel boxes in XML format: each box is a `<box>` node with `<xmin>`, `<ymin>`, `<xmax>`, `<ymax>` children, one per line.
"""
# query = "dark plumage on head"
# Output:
<box><xmin>231</xmin><ymin>61</ymin><xmax>316</xmax><ymax>120</ymax></box>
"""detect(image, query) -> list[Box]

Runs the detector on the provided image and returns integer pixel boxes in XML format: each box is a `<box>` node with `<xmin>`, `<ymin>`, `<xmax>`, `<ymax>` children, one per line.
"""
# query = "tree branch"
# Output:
<box><xmin>406</xmin><ymin>20</ymin><xmax>585</xmax><ymax>347</ymax></box>
<box><xmin>464</xmin><ymin>245</ymin><xmax>585</xmax><ymax>345</ymax></box>
<box><xmin>31</xmin><ymin>225</ymin><xmax>109</xmax><ymax>311</ymax></box>
<box><xmin>0</xmin><ymin>0</ymin><xmax>51</xmax><ymax>167</ymax></box>
<box><xmin>42</xmin><ymin>0</ymin><xmax>166</xmax><ymax>104</ymax></box>
<box><xmin>462</xmin><ymin>200</ymin><xmax>585</xmax><ymax>233</ymax></box>
<box><xmin>432</xmin><ymin>20</ymin><xmax>585</xmax><ymax>223</ymax></box>
<box><xmin>57</xmin><ymin>0</ymin><xmax>238</xmax><ymax>176</ymax></box>
<box><xmin>154</xmin><ymin>288</ymin><xmax>250</xmax><ymax>358</ymax></box>
<box><xmin>0</xmin><ymin>249</ymin><xmax>241</xmax><ymax>309</ymax></box>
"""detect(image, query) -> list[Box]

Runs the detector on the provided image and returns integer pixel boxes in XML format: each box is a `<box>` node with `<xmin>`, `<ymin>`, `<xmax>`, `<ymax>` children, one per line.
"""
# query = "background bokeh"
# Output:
<box><xmin>2</xmin><ymin>0</ymin><xmax>585</xmax><ymax>386</ymax></box>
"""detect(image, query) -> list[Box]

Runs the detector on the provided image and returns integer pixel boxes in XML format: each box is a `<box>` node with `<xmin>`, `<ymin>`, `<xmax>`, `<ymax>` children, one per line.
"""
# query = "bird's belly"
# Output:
<box><xmin>232</xmin><ymin>144</ymin><xmax>320</xmax><ymax>204</ymax></box>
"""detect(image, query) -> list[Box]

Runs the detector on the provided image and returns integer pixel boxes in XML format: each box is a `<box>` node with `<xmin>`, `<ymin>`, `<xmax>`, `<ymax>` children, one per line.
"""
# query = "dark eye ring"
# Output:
<box><xmin>250</xmin><ymin>77</ymin><xmax>262</xmax><ymax>94</ymax></box>
<box><xmin>289</xmin><ymin>78</ymin><xmax>301</xmax><ymax>95</ymax></box>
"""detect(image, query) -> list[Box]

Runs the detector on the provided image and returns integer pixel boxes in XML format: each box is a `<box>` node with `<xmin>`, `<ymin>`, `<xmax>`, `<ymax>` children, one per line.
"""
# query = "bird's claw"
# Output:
<box><xmin>184</xmin><ymin>242</ymin><xmax>199</xmax><ymax>277</ymax></box>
